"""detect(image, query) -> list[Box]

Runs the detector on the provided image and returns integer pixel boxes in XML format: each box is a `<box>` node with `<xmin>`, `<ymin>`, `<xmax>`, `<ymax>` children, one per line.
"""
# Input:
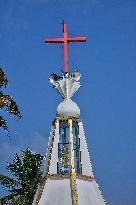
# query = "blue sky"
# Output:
<box><xmin>0</xmin><ymin>0</ymin><xmax>136</xmax><ymax>204</ymax></box>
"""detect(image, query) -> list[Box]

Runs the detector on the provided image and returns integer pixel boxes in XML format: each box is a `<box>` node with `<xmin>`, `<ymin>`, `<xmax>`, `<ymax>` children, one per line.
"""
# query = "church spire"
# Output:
<box><xmin>33</xmin><ymin>23</ymin><xmax>106</xmax><ymax>205</ymax></box>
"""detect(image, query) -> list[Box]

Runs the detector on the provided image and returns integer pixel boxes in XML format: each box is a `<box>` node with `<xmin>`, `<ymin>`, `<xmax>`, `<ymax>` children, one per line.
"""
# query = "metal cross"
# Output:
<box><xmin>45</xmin><ymin>23</ymin><xmax>87</xmax><ymax>73</ymax></box>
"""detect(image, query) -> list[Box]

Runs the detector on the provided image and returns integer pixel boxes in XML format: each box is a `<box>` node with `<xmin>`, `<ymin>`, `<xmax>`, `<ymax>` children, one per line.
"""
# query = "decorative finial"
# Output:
<box><xmin>49</xmin><ymin>71</ymin><xmax>81</xmax><ymax>100</ymax></box>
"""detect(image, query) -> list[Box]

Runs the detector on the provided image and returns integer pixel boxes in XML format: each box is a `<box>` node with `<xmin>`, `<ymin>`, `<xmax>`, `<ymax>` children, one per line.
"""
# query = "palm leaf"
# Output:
<box><xmin>0</xmin><ymin>116</ymin><xmax>8</xmax><ymax>131</ymax></box>
<box><xmin>7</xmin><ymin>154</ymin><xmax>22</xmax><ymax>178</ymax></box>
<box><xmin>0</xmin><ymin>92</ymin><xmax>21</xmax><ymax>118</ymax></box>
<box><xmin>11</xmin><ymin>195</ymin><xmax>28</xmax><ymax>205</ymax></box>
<box><xmin>0</xmin><ymin>193</ymin><xmax>14</xmax><ymax>205</ymax></box>
<box><xmin>0</xmin><ymin>174</ymin><xmax>18</xmax><ymax>189</ymax></box>
<box><xmin>0</xmin><ymin>68</ymin><xmax>8</xmax><ymax>88</ymax></box>
<box><xmin>0</xmin><ymin>149</ymin><xmax>43</xmax><ymax>205</ymax></box>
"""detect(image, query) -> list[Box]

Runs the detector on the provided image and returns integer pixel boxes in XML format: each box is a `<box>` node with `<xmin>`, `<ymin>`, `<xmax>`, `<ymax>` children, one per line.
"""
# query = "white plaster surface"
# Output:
<box><xmin>77</xmin><ymin>179</ymin><xmax>105</xmax><ymax>205</ymax></box>
<box><xmin>57</xmin><ymin>98</ymin><xmax>80</xmax><ymax>117</ymax></box>
<box><xmin>38</xmin><ymin>178</ymin><xmax>72</xmax><ymax>205</ymax></box>
<box><xmin>48</xmin><ymin>120</ymin><xmax>59</xmax><ymax>174</ymax></box>
<box><xmin>42</xmin><ymin>125</ymin><xmax>54</xmax><ymax>177</ymax></box>
<box><xmin>54</xmin><ymin>76</ymin><xmax>81</xmax><ymax>99</ymax></box>
<box><xmin>78</xmin><ymin>122</ymin><xmax>94</xmax><ymax>176</ymax></box>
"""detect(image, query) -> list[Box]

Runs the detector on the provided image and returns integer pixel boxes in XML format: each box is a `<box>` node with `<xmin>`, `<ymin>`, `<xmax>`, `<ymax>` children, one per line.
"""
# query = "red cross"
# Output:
<box><xmin>45</xmin><ymin>23</ymin><xmax>87</xmax><ymax>73</ymax></box>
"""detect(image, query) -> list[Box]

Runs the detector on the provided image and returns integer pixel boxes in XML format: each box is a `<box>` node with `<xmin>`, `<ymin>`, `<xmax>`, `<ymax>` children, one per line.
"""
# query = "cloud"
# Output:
<box><xmin>0</xmin><ymin>131</ymin><xmax>48</xmax><ymax>174</ymax></box>
<box><xmin>0</xmin><ymin>140</ymin><xmax>19</xmax><ymax>162</ymax></box>
<box><xmin>26</xmin><ymin>131</ymin><xmax>48</xmax><ymax>155</ymax></box>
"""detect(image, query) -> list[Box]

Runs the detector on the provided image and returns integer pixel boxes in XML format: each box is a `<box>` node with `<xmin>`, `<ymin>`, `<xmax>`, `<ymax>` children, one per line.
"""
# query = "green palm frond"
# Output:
<box><xmin>0</xmin><ymin>116</ymin><xmax>8</xmax><ymax>131</ymax></box>
<box><xmin>0</xmin><ymin>68</ymin><xmax>8</xmax><ymax>88</ymax></box>
<box><xmin>10</xmin><ymin>195</ymin><xmax>28</xmax><ymax>205</ymax></box>
<box><xmin>7</xmin><ymin>153</ymin><xmax>22</xmax><ymax>178</ymax></box>
<box><xmin>0</xmin><ymin>68</ymin><xmax>21</xmax><ymax>132</ymax></box>
<box><xmin>0</xmin><ymin>92</ymin><xmax>21</xmax><ymax>118</ymax></box>
<box><xmin>0</xmin><ymin>149</ymin><xmax>44</xmax><ymax>205</ymax></box>
<box><xmin>0</xmin><ymin>193</ymin><xmax>14</xmax><ymax>205</ymax></box>
<box><xmin>0</xmin><ymin>174</ymin><xmax>18</xmax><ymax>189</ymax></box>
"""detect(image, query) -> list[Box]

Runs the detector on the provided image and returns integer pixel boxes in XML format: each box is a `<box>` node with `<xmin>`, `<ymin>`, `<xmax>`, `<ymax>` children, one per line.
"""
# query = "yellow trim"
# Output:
<box><xmin>42</xmin><ymin>173</ymin><xmax>94</xmax><ymax>181</ymax></box>
<box><xmin>70</xmin><ymin>172</ymin><xmax>79</xmax><ymax>205</ymax></box>
<box><xmin>69</xmin><ymin>119</ymin><xmax>75</xmax><ymax>173</ymax></box>
<box><xmin>56</xmin><ymin>116</ymin><xmax>81</xmax><ymax>122</ymax></box>
<box><xmin>76</xmin><ymin>174</ymin><xmax>94</xmax><ymax>181</ymax></box>
<box><xmin>69</xmin><ymin>119</ymin><xmax>79</xmax><ymax>205</ymax></box>
<box><xmin>35</xmin><ymin>177</ymin><xmax>46</xmax><ymax>205</ymax></box>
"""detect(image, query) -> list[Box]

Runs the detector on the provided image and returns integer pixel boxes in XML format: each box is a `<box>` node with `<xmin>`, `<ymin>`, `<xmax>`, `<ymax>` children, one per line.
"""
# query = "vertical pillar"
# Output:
<box><xmin>69</xmin><ymin>119</ymin><xmax>79</xmax><ymax>205</ymax></box>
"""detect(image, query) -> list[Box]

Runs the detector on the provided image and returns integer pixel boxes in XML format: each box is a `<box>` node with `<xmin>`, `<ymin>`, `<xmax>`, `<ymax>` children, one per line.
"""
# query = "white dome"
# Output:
<box><xmin>57</xmin><ymin>99</ymin><xmax>80</xmax><ymax>118</ymax></box>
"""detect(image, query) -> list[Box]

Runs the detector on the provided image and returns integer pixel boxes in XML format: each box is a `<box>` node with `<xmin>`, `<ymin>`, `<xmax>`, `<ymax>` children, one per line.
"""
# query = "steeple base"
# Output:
<box><xmin>33</xmin><ymin>117</ymin><xmax>106</xmax><ymax>205</ymax></box>
<box><xmin>33</xmin><ymin>174</ymin><xmax>105</xmax><ymax>205</ymax></box>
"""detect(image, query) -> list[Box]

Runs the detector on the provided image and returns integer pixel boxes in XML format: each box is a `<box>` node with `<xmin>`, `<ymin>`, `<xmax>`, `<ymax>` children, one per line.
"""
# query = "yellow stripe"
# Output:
<box><xmin>69</xmin><ymin>119</ymin><xmax>79</xmax><ymax>205</ymax></box>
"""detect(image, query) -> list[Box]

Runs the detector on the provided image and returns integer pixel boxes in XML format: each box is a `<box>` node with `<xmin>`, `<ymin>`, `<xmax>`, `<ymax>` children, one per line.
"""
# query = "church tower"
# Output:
<box><xmin>33</xmin><ymin>23</ymin><xmax>106</xmax><ymax>205</ymax></box>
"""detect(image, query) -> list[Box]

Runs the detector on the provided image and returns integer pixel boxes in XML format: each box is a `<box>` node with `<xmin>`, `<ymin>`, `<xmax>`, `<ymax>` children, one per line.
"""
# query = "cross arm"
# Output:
<box><xmin>67</xmin><ymin>37</ymin><xmax>87</xmax><ymax>43</ymax></box>
<box><xmin>45</xmin><ymin>38</ymin><xmax>64</xmax><ymax>43</ymax></box>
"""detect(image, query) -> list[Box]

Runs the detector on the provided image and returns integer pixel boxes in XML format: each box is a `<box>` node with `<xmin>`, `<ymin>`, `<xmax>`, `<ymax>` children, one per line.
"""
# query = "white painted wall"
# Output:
<box><xmin>39</xmin><ymin>178</ymin><xmax>72</xmax><ymax>205</ymax></box>
<box><xmin>78</xmin><ymin>121</ymin><xmax>94</xmax><ymax>176</ymax></box>
<box><xmin>77</xmin><ymin>179</ymin><xmax>105</xmax><ymax>205</ymax></box>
